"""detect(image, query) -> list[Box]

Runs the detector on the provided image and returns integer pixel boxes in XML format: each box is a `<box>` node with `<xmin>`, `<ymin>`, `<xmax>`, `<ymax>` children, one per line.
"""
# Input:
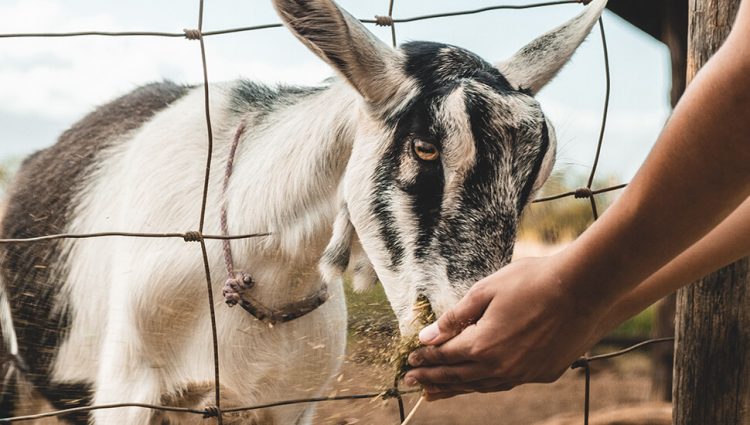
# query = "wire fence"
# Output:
<box><xmin>0</xmin><ymin>0</ymin><xmax>658</xmax><ymax>424</ymax></box>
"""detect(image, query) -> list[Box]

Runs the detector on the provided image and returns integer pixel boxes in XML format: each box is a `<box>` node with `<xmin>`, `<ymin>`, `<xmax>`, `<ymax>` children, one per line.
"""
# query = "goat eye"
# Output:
<box><xmin>413</xmin><ymin>140</ymin><xmax>439</xmax><ymax>161</ymax></box>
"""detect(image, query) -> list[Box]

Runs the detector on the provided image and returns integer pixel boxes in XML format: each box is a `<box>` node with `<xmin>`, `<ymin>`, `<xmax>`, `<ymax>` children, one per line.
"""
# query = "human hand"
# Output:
<box><xmin>403</xmin><ymin>256</ymin><xmax>609</xmax><ymax>400</ymax></box>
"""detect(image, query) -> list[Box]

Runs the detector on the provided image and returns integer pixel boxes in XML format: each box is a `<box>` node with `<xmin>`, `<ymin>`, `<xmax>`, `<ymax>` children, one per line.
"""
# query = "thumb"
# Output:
<box><xmin>419</xmin><ymin>283</ymin><xmax>493</xmax><ymax>346</ymax></box>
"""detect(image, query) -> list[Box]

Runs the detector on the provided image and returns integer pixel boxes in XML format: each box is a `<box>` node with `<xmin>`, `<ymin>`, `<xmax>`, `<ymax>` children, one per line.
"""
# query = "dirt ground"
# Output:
<box><xmin>312</xmin><ymin>339</ymin><xmax>660</xmax><ymax>425</ymax></box>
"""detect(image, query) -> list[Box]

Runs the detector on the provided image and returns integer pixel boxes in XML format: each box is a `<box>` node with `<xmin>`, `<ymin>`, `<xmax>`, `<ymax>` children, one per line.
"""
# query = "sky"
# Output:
<box><xmin>0</xmin><ymin>0</ymin><xmax>673</xmax><ymax>184</ymax></box>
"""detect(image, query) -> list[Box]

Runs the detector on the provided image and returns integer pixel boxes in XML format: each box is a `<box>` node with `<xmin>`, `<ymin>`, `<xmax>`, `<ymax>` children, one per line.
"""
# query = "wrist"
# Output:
<box><xmin>549</xmin><ymin>242</ymin><xmax>626</xmax><ymax>315</ymax></box>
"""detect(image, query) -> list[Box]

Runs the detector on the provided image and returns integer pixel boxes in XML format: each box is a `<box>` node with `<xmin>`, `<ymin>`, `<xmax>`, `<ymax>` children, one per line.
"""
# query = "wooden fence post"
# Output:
<box><xmin>674</xmin><ymin>5</ymin><xmax>749</xmax><ymax>423</ymax></box>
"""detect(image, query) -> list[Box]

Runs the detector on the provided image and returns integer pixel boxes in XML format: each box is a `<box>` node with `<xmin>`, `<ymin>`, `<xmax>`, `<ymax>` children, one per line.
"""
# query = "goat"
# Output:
<box><xmin>0</xmin><ymin>0</ymin><xmax>607</xmax><ymax>423</ymax></box>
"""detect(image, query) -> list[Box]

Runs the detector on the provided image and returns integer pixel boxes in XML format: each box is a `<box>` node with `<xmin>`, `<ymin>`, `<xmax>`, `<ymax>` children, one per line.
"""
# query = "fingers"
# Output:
<box><xmin>408</xmin><ymin>342</ymin><xmax>467</xmax><ymax>367</ymax></box>
<box><xmin>423</xmin><ymin>390</ymin><xmax>468</xmax><ymax>402</ymax></box>
<box><xmin>404</xmin><ymin>361</ymin><xmax>490</xmax><ymax>386</ymax></box>
<box><xmin>409</xmin><ymin>322</ymin><xmax>483</xmax><ymax>367</ymax></box>
<box><xmin>426</xmin><ymin>379</ymin><xmax>514</xmax><ymax>394</ymax></box>
<box><xmin>423</xmin><ymin>380</ymin><xmax>515</xmax><ymax>401</ymax></box>
<box><xmin>419</xmin><ymin>282</ymin><xmax>493</xmax><ymax>346</ymax></box>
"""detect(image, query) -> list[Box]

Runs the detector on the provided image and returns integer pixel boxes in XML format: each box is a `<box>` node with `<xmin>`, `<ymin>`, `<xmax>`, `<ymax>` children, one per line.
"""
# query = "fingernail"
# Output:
<box><xmin>404</xmin><ymin>376</ymin><xmax>418</xmax><ymax>387</ymax></box>
<box><xmin>419</xmin><ymin>322</ymin><xmax>440</xmax><ymax>344</ymax></box>
<box><xmin>408</xmin><ymin>352</ymin><xmax>422</xmax><ymax>366</ymax></box>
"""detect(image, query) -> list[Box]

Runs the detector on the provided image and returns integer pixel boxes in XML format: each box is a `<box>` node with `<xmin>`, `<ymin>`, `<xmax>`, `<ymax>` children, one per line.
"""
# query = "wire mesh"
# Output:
<box><xmin>0</xmin><ymin>0</ymin><xmax>653</xmax><ymax>423</ymax></box>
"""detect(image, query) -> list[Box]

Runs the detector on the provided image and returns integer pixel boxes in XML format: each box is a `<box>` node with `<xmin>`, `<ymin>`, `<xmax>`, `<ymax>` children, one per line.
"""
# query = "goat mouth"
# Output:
<box><xmin>411</xmin><ymin>294</ymin><xmax>436</xmax><ymax>328</ymax></box>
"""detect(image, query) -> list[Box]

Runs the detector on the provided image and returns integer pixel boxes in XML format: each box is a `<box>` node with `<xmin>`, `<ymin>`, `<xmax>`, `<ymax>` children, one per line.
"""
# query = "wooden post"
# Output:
<box><xmin>674</xmin><ymin>4</ymin><xmax>749</xmax><ymax>424</ymax></box>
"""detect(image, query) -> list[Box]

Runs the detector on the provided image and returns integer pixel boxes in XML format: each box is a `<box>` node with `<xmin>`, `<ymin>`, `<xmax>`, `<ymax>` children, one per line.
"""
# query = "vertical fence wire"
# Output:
<box><xmin>387</xmin><ymin>0</ymin><xmax>398</xmax><ymax>48</ymax></box>
<box><xmin>0</xmin><ymin>1</ymin><xmax>660</xmax><ymax>423</ymax></box>
<box><xmin>583</xmin><ymin>17</ymin><xmax>611</xmax><ymax>220</ymax></box>
<box><xmin>191</xmin><ymin>0</ymin><xmax>224</xmax><ymax>421</ymax></box>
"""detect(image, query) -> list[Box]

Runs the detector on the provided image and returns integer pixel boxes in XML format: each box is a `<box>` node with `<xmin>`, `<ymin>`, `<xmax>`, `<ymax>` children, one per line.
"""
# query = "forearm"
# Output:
<box><xmin>555</xmin><ymin>14</ymin><xmax>750</xmax><ymax>304</ymax></box>
<box><xmin>597</xmin><ymin>196</ymin><xmax>750</xmax><ymax>334</ymax></box>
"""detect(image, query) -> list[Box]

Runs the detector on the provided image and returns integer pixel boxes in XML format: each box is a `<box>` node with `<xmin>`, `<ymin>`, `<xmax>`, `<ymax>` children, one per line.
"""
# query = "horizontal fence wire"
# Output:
<box><xmin>0</xmin><ymin>231</ymin><xmax>270</xmax><ymax>244</ymax></box>
<box><xmin>0</xmin><ymin>1</ymin><xmax>644</xmax><ymax>424</ymax></box>
<box><xmin>0</xmin><ymin>389</ymin><xmax>422</xmax><ymax>423</ymax></box>
<box><xmin>0</xmin><ymin>1</ymin><xmax>581</xmax><ymax>39</ymax></box>
<box><xmin>0</xmin><ymin>339</ymin><xmax>674</xmax><ymax>423</ymax></box>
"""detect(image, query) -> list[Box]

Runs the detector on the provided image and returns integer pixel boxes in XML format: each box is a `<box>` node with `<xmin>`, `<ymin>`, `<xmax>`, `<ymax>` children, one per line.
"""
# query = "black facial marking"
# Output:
<box><xmin>371</xmin><ymin>150</ymin><xmax>406</xmax><ymax>270</ymax></box>
<box><xmin>439</xmin><ymin>87</ymin><xmax>545</xmax><ymax>283</ymax></box>
<box><xmin>397</xmin><ymin>42</ymin><xmax>520</xmax><ymax>266</ymax></box>
<box><xmin>436</xmin><ymin>88</ymin><xmax>517</xmax><ymax>282</ymax></box>
<box><xmin>408</xmin><ymin>165</ymin><xmax>445</xmax><ymax>259</ymax></box>
<box><xmin>397</xmin><ymin>105</ymin><xmax>446</xmax><ymax>260</ymax></box>
<box><xmin>0</xmin><ymin>81</ymin><xmax>189</xmax><ymax>419</ymax></box>
<box><xmin>372</xmin><ymin>73</ymin><xmax>455</xmax><ymax>266</ymax></box>
<box><xmin>402</xmin><ymin>42</ymin><xmax>514</xmax><ymax>94</ymax></box>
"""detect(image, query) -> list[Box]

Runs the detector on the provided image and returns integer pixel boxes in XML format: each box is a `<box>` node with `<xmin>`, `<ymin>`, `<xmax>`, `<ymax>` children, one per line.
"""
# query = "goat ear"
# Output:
<box><xmin>319</xmin><ymin>206</ymin><xmax>354</xmax><ymax>285</ymax></box>
<box><xmin>348</xmin><ymin>237</ymin><xmax>379</xmax><ymax>292</ymax></box>
<box><xmin>319</xmin><ymin>205</ymin><xmax>379</xmax><ymax>291</ymax></box>
<box><xmin>497</xmin><ymin>0</ymin><xmax>607</xmax><ymax>95</ymax></box>
<box><xmin>273</xmin><ymin>0</ymin><xmax>402</xmax><ymax>104</ymax></box>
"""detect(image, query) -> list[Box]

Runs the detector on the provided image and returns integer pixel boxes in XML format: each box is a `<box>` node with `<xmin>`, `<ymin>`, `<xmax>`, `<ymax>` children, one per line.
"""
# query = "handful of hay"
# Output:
<box><xmin>391</xmin><ymin>294</ymin><xmax>436</xmax><ymax>381</ymax></box>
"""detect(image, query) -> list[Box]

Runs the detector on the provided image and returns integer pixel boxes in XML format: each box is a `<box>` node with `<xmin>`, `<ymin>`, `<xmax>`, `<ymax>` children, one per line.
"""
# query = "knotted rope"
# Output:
<box><xmin>219</xmin><ymin>122</ymin><xmax>329</xmax><ymax>324</ymax></box>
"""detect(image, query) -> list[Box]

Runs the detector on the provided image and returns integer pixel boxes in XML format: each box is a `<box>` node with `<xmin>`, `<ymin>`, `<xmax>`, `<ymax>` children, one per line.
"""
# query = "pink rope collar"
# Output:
<box><xmin>220</xmin><ymin>122</ymin><xmax>328</xmax><ymax>324</ymax></box>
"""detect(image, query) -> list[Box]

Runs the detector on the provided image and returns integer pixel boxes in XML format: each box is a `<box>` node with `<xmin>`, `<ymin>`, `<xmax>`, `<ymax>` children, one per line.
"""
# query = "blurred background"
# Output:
<box><xmin>0</xmin><ymin>0</ymin><xmax>687</xmax><ymax>423</ymax></box>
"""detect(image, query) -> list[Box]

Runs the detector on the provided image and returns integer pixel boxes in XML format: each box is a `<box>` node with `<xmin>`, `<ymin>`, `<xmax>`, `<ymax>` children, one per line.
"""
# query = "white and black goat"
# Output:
<box><xmin>0</xmin><ymin>0</ymin><xmax>607</xmax><ymax>423</ymax></box>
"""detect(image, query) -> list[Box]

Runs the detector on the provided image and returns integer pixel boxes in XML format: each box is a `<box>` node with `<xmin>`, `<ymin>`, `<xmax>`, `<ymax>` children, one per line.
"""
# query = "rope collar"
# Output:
<box><xmin>220</xmin><ymin>122</ymin><xmax>329</xmax><ymax>325</ymax></box>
